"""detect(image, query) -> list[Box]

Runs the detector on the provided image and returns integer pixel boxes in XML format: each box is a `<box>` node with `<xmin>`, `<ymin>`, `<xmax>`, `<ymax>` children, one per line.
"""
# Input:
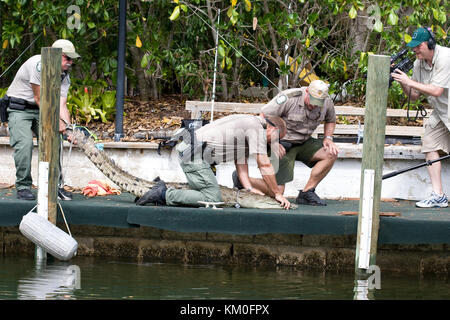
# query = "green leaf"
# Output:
<box><xmin>349</xmin><ymin>6</ymin><xmax>357</xmax><ymax>19</ymax></box>
<box><xmin>373</xmin><ymin>19</ymin><xmax>383</xmax><ymax>33</ymax></box>
<box><xmin>218</xmin><ymin>45</ymin><xmax>226</xmax><ymax>58</ymax></box>
<box><xmin>308</xmin><ymin>26</ymin><xmax>314</xmax><ymax>37</ymax></box>
<box><xmin>87</xmin><ymin>22</ymin><xmax>96</xmax><ymax>29</ymax></box>
<box><xmin>387</xmin><ymin>11</ymin><xmax>398</xmax><ymax>26</ymax></box>
<box><xmin>226</xmin><ymin>57</ymin><xmax>232</xmax><ymax>69</ymax></box>
<box><xmin>141</xmin><ymin>54</ymin><xmax>149</xmax><ymax>68</ymax></box>
<box><xmin>169</xmin><ymin>6</ymin><xmax>180</xmax><ymax>21</ymax></box>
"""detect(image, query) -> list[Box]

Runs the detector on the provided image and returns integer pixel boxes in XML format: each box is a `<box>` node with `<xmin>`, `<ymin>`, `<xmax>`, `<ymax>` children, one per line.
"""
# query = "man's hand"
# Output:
<box><xmin>391</xmin><ymin>68</ymin><xmax>411</xmax><ymax>86</ymax></box>
<box><xmin>275</xmin><ymin>193</ymin><xmax>291</xmax><ymax>210</ymax></box>
<box><xmin>323</xmin><ymin>138</ymin><xmax>338</xmax><ymax>156</ymax></box>
<box><xmin>271</xmin><ymin>141</ymin><xmax>286</xmax><ymax>159</ymax></box>
<box><xmin>65</xmin><ymin>132</ymin><xmax>78</xmax><ymax>145</ymax></box>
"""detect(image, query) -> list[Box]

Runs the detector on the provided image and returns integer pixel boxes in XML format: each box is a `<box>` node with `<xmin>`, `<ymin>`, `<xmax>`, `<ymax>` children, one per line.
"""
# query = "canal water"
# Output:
<box><xmin>0</xmin><ymin>255</ymin><xmax>448</xmax><ymax>300</ymax></box>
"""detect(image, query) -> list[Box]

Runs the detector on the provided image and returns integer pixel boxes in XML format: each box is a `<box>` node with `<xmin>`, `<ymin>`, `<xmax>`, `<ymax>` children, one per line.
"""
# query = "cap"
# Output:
<box><xmin>406</xmin><ymin>27</ymin><xmax>431</xmax><ymax>48</ymax></box>
<box><xmin>52</xmin><ymin>39</ymin><xmax>80</xmax><ymax>59</ymax></box>
<box><xmin>308</xmin><ymin>80</ymin><xmax>329</xmax><ymax>107</ymax></box>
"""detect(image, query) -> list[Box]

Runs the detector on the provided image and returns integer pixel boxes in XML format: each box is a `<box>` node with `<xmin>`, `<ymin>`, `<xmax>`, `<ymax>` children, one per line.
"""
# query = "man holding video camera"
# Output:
<box><xmin>391</xmin><ymin>27</ymin><xmax>450</xmax><ymax>208</ymax></box>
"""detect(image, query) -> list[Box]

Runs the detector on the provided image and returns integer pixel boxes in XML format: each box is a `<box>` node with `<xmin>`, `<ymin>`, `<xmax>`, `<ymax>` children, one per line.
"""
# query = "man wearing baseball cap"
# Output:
<box><xmin>391</xmin><ymin>27</ymin><xmax>449</xmax><ymax>208</ymax></box>
<box><xmin>5</xmin><ymin>39</ymin><xmax>80</xmax><ymax>201</ymax></box>
<box><xmin>232</xmin><ymin>79</ymin><xmax>338</xmax><ymax>206</ymax></box>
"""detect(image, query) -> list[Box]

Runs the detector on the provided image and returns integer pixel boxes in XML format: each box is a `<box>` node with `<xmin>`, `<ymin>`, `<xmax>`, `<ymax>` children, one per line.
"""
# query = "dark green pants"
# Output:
<box><xmin>275</xmin><ymin>137</ymin><xmax>324</xmax><ymax>185</ymax></box>
<box><xmin>8</xmin><ymin>108</ymin><xmax>64</xmax><ymax>190</ymax></box>
<box><xmin>7</xmin><ymin>108</ymin><xmax>40</xmax><ymax>190</ymax></box>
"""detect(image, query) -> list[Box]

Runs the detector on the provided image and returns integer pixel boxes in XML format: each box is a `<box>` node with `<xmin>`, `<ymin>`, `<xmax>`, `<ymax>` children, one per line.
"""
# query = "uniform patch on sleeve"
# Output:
<box><xmin>36</xmin><ymin>61</ymin><xmax>41</xmax><ymax>72</ymax></box>
<box><xmin>276</xmin><ymin>94</ymin><xmax>287</xmax><ymax>104</ymax></box>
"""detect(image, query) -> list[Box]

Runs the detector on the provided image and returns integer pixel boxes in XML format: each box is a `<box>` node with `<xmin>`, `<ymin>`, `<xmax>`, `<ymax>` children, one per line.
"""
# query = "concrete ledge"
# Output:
<box><xmin>1</xmin><ymin>134</ymin><xmax>441</xmax><ymax>200</ymax></box>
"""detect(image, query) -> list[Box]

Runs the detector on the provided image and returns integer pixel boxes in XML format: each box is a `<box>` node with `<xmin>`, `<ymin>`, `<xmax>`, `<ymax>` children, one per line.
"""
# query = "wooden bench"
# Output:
<box><xmin>186</xmin><ymin>100</ymin><xmax>431</xmax><ymax>143</ymax></box>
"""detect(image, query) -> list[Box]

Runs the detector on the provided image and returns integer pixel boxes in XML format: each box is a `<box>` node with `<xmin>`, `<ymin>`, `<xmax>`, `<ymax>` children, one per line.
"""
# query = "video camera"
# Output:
<box><xmin>389</xmin><ymin>47</ymin><xmax>414</xmax><ymax>86</ymax></box>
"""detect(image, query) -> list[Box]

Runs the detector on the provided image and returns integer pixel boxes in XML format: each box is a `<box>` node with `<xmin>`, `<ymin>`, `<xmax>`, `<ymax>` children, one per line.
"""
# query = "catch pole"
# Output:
<box><xmin>37</xmin><ymin>47</ymin><xmax>62</xmax><ymax>260</ymax></box>
<box><xmin>354</xmin><ymin>54</ymin><xmax>390</xmax><ymax>298</ymax></box>
<box><xmin>210</xmin><ymin>9</ymin><xmax>220</xmax><ymax>122</ymax></box>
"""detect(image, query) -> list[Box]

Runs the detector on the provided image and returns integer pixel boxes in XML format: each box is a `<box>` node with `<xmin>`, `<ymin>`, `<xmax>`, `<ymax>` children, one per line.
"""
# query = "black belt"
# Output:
<box><xmin>6</xmin><ymin>95</ymin><xmax>39</xmax><ymax>110</ymax></box>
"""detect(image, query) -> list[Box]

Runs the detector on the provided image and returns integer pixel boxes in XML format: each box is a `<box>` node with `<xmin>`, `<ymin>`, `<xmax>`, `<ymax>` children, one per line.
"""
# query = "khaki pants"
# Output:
<box><xmin>165</xmin><ymin>160</ymin><xmax>222</xmax><ymax>207</ymax></box>
<box><xmin>422</xmin><ymin>119</ymin><xmax>450</xmax><ymax>154</ymax></box>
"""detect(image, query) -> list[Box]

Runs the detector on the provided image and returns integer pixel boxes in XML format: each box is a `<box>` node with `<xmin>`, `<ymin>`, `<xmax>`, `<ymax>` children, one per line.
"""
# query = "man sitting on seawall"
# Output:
<box><xmin>135</xmin><ymin>114</ymin><xmax>292</xmax><ymax>210</ymax></box>
<box><xmin>233</xmin><ymin>80</ymin><xmax>339</xmax><ymax>206</ymax></box>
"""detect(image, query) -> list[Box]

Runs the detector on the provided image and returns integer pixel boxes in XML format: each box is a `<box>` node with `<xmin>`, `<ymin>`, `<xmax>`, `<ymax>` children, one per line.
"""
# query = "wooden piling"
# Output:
<box><xmin>38</xmin><ymin>47</ymin><xmax>62</xmax><ymax>225</ymax></box>
<box><xmin>355</xmin><ymin>54</ymin><xmax>390</xmax><ymax>276</ymax></box>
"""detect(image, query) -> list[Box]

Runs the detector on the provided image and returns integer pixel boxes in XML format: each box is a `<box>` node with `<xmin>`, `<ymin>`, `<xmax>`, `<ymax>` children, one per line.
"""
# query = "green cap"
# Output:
<box><xmin>407</xmin><ymin>27</ymin><xmax>431</xmax><ymax>48</ymax></box>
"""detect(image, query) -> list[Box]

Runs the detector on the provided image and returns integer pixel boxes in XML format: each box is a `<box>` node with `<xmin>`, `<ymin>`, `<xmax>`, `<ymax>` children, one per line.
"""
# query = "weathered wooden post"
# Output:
<box><xmin>37</xmin><ymin>47</ymin><xmax>61</xmax><ymax>259</ymax></box>
<box><xmin>354</xmin><ymin>54</ymin><xmax>390</xmax><ymax>298</ymax></box>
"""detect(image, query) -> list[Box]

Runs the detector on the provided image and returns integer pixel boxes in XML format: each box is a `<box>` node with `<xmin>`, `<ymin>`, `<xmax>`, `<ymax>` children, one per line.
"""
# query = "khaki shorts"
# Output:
<box><xmin>421</xmin><ymin>119</ymin><xmax>450</xmax><ymax>155</ymax></box>
<box><xmin>274</xmin><ymin>137</ymin><xmax>323</xmax><ymax>185</ymax></box>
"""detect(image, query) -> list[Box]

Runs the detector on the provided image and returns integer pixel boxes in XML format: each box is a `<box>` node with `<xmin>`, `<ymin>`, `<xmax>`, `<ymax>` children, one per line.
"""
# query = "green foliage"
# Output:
<box><xmin>1</xmin><ymin>0</ymin><xmax>449</xmax><ymax>110</ymax></box>
<box><xmin>0</xmin><ymin>87</ymin><xmax>7</xmax><ymax>98</ymax></box>
<box><xmin>67</xmin><ymin>80</ymin><xmax>116</xmax><ymax>125</ymax></box>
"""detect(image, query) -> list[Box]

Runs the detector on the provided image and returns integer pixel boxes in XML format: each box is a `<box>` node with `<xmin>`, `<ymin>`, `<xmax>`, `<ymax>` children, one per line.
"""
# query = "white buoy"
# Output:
<box><xmin>19</xmin><ymin>209</ymin><xmax>78</xmax><ymax>261</ymax></box>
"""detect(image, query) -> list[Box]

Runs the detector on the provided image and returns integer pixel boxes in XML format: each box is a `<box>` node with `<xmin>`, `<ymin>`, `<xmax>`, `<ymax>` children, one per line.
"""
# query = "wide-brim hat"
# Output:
<box><xmin>52</xmin><ymin>39</ymin><xmax>80</xmax><ymax>59</ymax></box>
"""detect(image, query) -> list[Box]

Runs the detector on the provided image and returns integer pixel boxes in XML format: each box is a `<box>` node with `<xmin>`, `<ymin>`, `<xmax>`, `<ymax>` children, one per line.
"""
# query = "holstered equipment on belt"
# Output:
<box><xmin>7</xmin><ymin>96</ymin><xmax>39</xmax><ymax>111</ymax></box>
<box><xmin>0</xmin><ymin>96</ymin><xmax>9</xmax><ymax>122</ymax></box>
<box><xmin>279</xmin><ymin>140</ymin><xmax>293</xmax><ymax>153</ymax></box>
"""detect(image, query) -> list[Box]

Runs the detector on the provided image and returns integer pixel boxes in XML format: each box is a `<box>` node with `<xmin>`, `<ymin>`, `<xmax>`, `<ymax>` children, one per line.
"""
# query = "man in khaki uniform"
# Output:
<box><xmin>391</xmin><ymin>27</ymin><xmax>449</xmax><ymax>208</ymax></box>
<box><xmin>5</xmin><ymin>39</ymin><xmax>80</xmax><ymax>201</ymax></box>
<box><xmin>243</xmin><ymin>80</ymin><xmax>338</xmax><ymax>206</ymax></box>
<box><xmin>136</xmin><ymin>114</ymin><xmax>292</xmax><ymax>210</ymax></box>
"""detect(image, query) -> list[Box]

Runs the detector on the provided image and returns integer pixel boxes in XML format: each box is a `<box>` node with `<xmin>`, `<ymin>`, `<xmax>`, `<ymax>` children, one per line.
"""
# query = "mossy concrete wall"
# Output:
<box><xmin>1</xmin><ymin>224</ymin><xmax>448</xmax><ymax>278</ymax></box>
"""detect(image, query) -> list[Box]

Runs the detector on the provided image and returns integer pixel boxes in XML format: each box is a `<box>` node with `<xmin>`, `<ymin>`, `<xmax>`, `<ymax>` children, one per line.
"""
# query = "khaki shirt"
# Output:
<box><xmin>412</xmin><ymin>45</ymin><xmax>450</xmax><ymax>130</ymax></box>
<box><xmin>261</xmin><ymin>87</ymin><xmax>336</xmax><ymax>144</ymax></box>
<box><xmin>7</xmin><ymin>55</ymin><xmax>70</xmax><ymax>104</ymax></box>
<box><xmin>195</xmin><ymin>114</ymin><xmax>268</xmax><ymax>164</ymax></box>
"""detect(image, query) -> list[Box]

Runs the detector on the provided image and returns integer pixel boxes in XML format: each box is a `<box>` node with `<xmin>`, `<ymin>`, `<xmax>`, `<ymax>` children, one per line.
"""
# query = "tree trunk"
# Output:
<box><xmin>351</xmin><ymin>11</ymin><xmax>369</xmax><ymax>56</ymax></box>
<box><xmin>129</xmin><ymin>46</ymin><xmax>151</xmax><ymax>101</ymax></box>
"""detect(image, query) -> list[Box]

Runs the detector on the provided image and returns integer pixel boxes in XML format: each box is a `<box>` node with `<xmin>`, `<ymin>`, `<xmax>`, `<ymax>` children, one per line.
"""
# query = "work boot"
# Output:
<box><xmin>58</xmin><ymin>188</ymin><xmax>73</xmax><ymax>201</ymax></box>
<box><xmin>232</xmin><ymin>171</ymin><xmax>244</xmax><ymax>189</ymax></box>
<box><xmin>17</xmin><ymin>189</ymin><xmax>36</xmax><ymax>201</ymax></box>
<box><xmin>296</xmin><ymin>188</ymin><xmax>326</xmax><ymax>206</ymax></box>
<box><xmin>136</xmin><ymin>180</ymin><xmax>167</xmax><ymax>206</ymax></box>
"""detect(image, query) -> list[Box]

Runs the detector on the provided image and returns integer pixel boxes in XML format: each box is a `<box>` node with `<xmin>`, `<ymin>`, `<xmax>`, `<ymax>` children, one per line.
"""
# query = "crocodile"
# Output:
<box><xmin>71</xmin><ymin>128</ymin><xmax>296</xmax><ymax>210</ymax></box>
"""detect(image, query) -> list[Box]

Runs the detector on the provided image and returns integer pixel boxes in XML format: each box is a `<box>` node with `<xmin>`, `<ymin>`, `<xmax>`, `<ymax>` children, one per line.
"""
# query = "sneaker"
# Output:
<box><xmin>17</xmin><ymin>189</ymin><xmax>36</xmax><ymax>201</ymax></box>
<box><xmin>415</xmin><ymin>192</ymin><xmax>448</xmax><ymax>208</ymax></box>
<box><xmin>136</xmin><ymin>180</ymin><xmax>167</xmax><ymax>206</ymax></box>
<box><xmin>58</xmin><ymin>188</ymin><xmax>73</xmax><ymax>201</ymax></box>
<box><xmin>232</xmin><ymin>171</ymin><xmax>244</xmax><ymax>189</ymax></box>
<box><xmin>296</xmin><ymin>188</ymin><xmax>327</xmax><ymax>206</ymax></box>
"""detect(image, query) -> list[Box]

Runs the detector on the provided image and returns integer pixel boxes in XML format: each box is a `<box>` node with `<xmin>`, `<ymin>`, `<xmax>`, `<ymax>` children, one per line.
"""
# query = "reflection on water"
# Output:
<box><xmin>17</xmin><ymin>263</ymin><xmax>80</xmax><ymax>300</ymax></box>
<box><xmin>0</xmin><ymin>256</ymin><xmax>448</xmax><ymax>300</ymax></box>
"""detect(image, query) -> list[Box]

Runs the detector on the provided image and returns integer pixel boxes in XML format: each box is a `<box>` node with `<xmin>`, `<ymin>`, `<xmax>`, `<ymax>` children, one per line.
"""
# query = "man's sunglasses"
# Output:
<box><xmin>265</xmin><ymin>118</ymin><xmax>277</xmax><ymax>129</ymax></box>
<box><xmin>63</xmin><ymin>54</ymin><xmax>73</xmax><ymax>61</ymax></box>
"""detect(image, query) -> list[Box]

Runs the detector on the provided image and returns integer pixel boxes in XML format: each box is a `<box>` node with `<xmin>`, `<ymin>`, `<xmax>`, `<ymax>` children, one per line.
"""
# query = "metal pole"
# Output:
<box><xmin>210</xmin><ymin>9</ymin><xmax>220</xmax><ymax>122</ymax></box>
<box><xmin>382</xmin><ymin>154</ymin><xmax>450</xmax><ymax>180</ymax></box>
<box><xmin>114</xmin><ymin>0</ymin><xmax>126</xmax><ymax>141</ymax></box>
<box><xmin>38</xmin><ymin>47</ymin><xmax>62</xmax><ymax>260</ymax></box>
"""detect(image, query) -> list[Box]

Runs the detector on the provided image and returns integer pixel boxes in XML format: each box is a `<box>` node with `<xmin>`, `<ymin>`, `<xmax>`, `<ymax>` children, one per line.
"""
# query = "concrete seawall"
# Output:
<box><xmin>1</xmin><ymin>224</ymin><xmax>448</xmax><ymax>277</ymax></box>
